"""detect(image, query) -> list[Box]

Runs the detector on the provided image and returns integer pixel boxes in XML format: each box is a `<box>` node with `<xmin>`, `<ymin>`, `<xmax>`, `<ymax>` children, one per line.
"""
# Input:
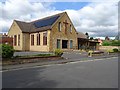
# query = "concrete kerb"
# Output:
<box><xmin>2</xmin><ymin>55</ymin><xmax>118</xmax><ymax>72</ymax></box>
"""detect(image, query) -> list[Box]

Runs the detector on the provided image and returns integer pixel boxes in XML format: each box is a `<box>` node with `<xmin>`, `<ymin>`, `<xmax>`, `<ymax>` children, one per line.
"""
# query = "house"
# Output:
<box><xmin>97</xmin><ymin>38</ymin><xmax>103</xmax><ymax>46</ymax></box>
<box><xmin>8</xmin><ymin>12</ymin><xmax>78</xmax><ymax>52</ymax></box>
<box><xmin>0</xmin><ymin>33</ymin><xmax>13</xmax><ymax>46</ymax></box>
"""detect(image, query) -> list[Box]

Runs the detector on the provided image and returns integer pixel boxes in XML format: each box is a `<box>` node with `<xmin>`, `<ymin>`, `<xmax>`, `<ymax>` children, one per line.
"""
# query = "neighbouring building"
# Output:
<box><xmin>77</xmin><ymin>32</ymin><xmax>99</xmax><ymax>50</ymax></box>
<box><xmin>97</xmin><ymin>38</ymin><xmax>103</xmax><ymax>46</ymax></box>
<box><xmin>0</xmin><ymin>33</ymin><xmax>13</xmax><ymax>46</ymax></box>
<box><xmin>8</xmin><ymin>12</ymin><xmax>78</xmax><ymax>52</ymax></box>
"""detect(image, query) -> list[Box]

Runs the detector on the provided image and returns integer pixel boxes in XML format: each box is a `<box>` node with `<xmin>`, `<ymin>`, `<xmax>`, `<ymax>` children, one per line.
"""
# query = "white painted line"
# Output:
<box><xmin>0</xmin><ymin>71</ymin><xmax>2</xmax><ymax>72</ymax></box>
<box><xmin>67</xmin><ymin>57</ymin><xmax>118</xmax><ymax>64</ymax></box>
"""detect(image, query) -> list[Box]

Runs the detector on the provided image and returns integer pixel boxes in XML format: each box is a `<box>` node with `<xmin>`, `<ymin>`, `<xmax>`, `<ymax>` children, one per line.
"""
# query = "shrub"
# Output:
<box><xmin>88</xmin><ymin>50</ymin><xmax>93</xmax><ymax>57</ymax></box>
<box><xmin>54</xmin><ymin>49</ymin><xmax>63</xmax><ymax>56</ymax></box>
<box><xmin>113</xmin><ymin>48</ymin><xmax>118</xmax><ymax>52</ymax></box>
<box><xmin>1</xmin><ymin>44</ymin><xmax>14</xmax><ymax>58</ymax></box>
<box><xmin>111</xmin><ymin>40</ymin><xmax>120</xmax><ymax>46</ymax></box>
<box><xmin>107</xmin><ymin>49</ymin><xmax>114</xmax><ymax>53</ymax></box>
<box><xmin>102</xmin><ymin>41</ymin><xmax>111</xmax><ymax>46</ymax></box>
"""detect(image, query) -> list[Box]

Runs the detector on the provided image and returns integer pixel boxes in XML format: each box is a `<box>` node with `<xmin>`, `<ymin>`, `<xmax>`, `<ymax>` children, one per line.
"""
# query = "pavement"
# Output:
<box><xmin>2</xmin><ymin>57</ymin><xmax>118</xmax><ymax>88</ymax></box>
<box><xmin>2</xmin><ymin>51</ymin><xmax>119</xmax><ymax>71</ymax></box>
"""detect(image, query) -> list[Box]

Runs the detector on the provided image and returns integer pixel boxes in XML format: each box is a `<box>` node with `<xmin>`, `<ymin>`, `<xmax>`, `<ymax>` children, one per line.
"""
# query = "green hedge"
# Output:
<box><xmin>102</xmin><ymin>40</ymin><xmax>120</xmax><ymax>46</ymax></box>
<box><xmin>113</xmin><ymin>48</ymin><xmax>119</xmax><ymax>52</ymax></box>
<box><xmin>0</xmin><ymin>44</ymin><xmax>15</xmax><ymax>58</ymax></box>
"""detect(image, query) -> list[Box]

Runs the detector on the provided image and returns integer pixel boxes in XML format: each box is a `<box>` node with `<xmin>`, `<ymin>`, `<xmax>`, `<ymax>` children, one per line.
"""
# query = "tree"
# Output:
<box><xmin>90</xmin><ymin>37</ymin><xmax>93</xmax><ymax>40</ymax></box>
<box><xmin>105</xmin><ymin>36</ymin><xmax>110</xmax><ymax>41</ymax></box>
<box><xmin>85</xmin><ymin>32</ymin><xmax>89</xmax><ymax>39</ymax></box>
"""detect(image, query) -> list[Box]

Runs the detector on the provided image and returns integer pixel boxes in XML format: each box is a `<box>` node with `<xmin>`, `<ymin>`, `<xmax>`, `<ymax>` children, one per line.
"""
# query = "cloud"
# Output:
<box><xmin>65</xmin><ymin>2</ymin><xmax>118</xmax><ymax>37</ymax></box>
<box><xmin>0</xmin><ymin>0</ymin><xmax>118</xmax><ymax>37</ymax></box>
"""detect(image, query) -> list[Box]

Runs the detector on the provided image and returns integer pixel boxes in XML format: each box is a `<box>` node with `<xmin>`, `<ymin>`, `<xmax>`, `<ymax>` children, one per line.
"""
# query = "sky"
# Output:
<box><xmin>0</xmin><ymin>0</ymin><xmax>119</xmax><ymax>39</ymax></box>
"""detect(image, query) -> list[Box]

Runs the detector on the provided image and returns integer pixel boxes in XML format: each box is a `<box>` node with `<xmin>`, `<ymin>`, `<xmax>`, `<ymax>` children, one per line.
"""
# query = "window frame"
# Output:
<box><xmin>18</xmin><ymin>34</ymin><xmax>20</xmax><ymax>46</ymax></box>
<box><xmin>58</xmin><ymin>22</ymin><xmax>61</xmax><ymax>32</ymax></box>
<box><xmin>31</xmin><ymin>34</ymin><xmax>34</xmax><ymax>46</ymax></box>
<box><xmin>70</xmin><ymin>40</ymin><xmax>73</xmax><ymax>49</ymax></box>
<box><xmin>37</xmin><ymin>33</ymin><xmax>40</xmax><ymax>45</ymax></box>
<box><xmin>57</xmin><ymin>39</ymin><xmax>61</xmax><ymax>49</ymax></box>
<box><xmin>43</xmin><ymin>32</ymin><xmax>47</xmax><ymax>45</ymax></box>
<box><xmin>14</xmin><ymin>35</ymin><xmax>17</xmax><ymax>46</ymax></box>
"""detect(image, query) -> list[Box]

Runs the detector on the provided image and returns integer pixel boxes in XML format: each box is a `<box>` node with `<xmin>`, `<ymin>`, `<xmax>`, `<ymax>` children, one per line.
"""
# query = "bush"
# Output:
<box><xmin>102</xmin><ymin>40</ymin><xmax>120</xmax><ymax>46</ymax></box>
<box><xmin>107</xmin><ymin>49</ymin><xmax>114</xmax><ymax>53</ymax></box>
<box><xmin>88</xmin><ymin>50</ymin><xmax>93</xmax><ymax>57</ymax></box>
<box><xmin>54</xmin><ymin>49</ymin><xmax>63</xmax><ymax>56</ymax></box>
<box><xmin>113</xmin><ymin>48</ymin><xmax>118</xmax><ymax>52</ymax></box>
<box><xmin>102</xmin><ymin>41</ymin><xmax>112</xmax><ymax>46</ymax></box>
<box><xmin>1</xmin><ymin>44</ymin><xmax>14</xmax><ymax>58</ymax></box>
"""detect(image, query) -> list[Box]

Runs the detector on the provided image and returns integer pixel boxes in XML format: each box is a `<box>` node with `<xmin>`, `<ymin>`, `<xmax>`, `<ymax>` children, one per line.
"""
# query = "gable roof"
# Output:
<box><xmin>14</xmin><ymin>12</ymin><xmax>65</xmax><ymax>33</ymax></box>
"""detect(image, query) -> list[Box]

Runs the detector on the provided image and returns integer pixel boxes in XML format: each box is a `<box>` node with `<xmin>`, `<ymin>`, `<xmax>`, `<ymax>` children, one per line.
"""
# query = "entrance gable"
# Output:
<box><xmin>8</xmin><ymin>21</ymin><xmax>22</xmax><ymax>36</ymax></box>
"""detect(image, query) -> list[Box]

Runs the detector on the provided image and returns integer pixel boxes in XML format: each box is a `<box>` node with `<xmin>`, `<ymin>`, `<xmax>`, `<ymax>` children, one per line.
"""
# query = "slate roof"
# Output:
<box><xmin>77</xmin><ymin>32</ymin><xmax>87</xmax><ymax>39</ymax></box>
<box><xmin>14</xmin><ymin>12</ymin><xmax>65</xmax><ymax>33</ymax></box>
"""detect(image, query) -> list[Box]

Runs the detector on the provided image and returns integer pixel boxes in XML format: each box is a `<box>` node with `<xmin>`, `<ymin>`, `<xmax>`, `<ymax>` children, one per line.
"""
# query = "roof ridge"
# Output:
<box><xmin>14</xmin><ymin>20</ymin><xmax>28</xmax><ymax>23</ymax></box>
<box><xmin>30</xmin><ymin>11</ymin><xmax>66</xmax><ymax>23</ymax></box>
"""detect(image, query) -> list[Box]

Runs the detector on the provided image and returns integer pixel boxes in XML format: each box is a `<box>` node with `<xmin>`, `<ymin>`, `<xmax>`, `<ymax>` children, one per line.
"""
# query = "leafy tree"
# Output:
<box><xmin>85</xmin><ymin>32</ymin><xmax>89</xmax><ymax>39</ymax></box>
<box><xmin>105</xmin><ymin>36</ymin><xmax>110</xmax><ymax>41</ymax></box>
<box><xmin>90</xmin><ymin>37</ymin><xmax>93</xmax><ymax>40</ymax></box>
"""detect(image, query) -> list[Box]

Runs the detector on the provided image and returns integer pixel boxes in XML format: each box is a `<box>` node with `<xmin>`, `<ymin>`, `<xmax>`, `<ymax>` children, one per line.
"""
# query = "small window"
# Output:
<box><xmin>18</xmin><ymin>34</ymin><xmax>20</xmax><ymax>46</ymax></box>
<box><xmin>31</xmin><ymin>35</ymin><xmax>34</xmax><ymax>46</ymax></box>
<box><xmin>37</xmin><ymin>33</ymin><xmax>40</xmax><ymax>45</ymax></box>
<box><xmin>57</xmin><ymin>39</ymin><xmax>60</xmax><ymax>49</ymax></box>
<box><xmin>58</xmin><ymin>22</ymin><xmax>61</xmax><ymax>32</ymax></box>
<box><xmin>43</xmin><ymin>32</ymin><xmax>47</xmax><ymax>45</ymax></box>
<box><xmin>70</xmin><ymin>25</ymin><xmax>72</xmax><ymax>33</ymax></box>
<box><xmin>14</xmin><ymin>35</ymin><xmax>17</xmax><ymax>46</ymax></box>
<box><xmin>70</xmin><ymin>40</ymin><xmax>73</xmax><ymax>49</ymax></box>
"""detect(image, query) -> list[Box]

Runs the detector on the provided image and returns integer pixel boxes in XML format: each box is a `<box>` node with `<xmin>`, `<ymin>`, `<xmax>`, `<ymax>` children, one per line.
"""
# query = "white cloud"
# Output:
<box><xmin>65</xmin><ymin>2</ymin><xmax>118</xmax><ymax>37</ymax></box>
<box><xmin>0</xmin><ymin>0</ymin><xmax>118</xmax><ymax>37</ymax></box>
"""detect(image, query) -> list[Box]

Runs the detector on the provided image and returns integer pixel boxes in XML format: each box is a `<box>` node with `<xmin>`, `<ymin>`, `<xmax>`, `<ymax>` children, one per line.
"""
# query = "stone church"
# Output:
<box><xmin>8</xmin><ymin>12</ymin><xmax>78</xmax><ymax>52</ymax></box>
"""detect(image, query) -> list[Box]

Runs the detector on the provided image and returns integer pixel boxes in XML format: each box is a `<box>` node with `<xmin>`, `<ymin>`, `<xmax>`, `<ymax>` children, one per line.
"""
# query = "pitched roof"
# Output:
<box><xmin>77</xmin><ymin>32</ymin><xmax>87</xmax><ymax>39</ymax></box>
<box><xmin>14</xmin><ymin>12</ymin><xmax>65</xmax><ymax>33</ymax></box>
<box><xmin>15</xmin><ymin>20</ymin><xmax>30</xmax><ymax>33</ymax></box>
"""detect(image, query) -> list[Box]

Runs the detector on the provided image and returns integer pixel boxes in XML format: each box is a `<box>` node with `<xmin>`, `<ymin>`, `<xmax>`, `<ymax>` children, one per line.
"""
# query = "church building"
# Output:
<box><xmin>8</xmin><ymin>12</ymin><xmax>78</xmax><ymax>52</ymax></box>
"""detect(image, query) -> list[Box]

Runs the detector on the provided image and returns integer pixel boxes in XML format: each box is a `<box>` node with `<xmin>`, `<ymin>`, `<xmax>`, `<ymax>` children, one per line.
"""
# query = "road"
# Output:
<box><xmin>2</xmin><ymin>57</ymin><xmax>118</xmax><ymax>88</ymax></box>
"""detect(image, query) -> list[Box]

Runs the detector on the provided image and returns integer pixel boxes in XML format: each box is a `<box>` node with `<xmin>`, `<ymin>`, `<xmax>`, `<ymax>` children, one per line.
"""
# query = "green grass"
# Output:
<box><xmin>34</xmin><ymin>54</ymin><xmax>55</xmax><ymax>57</ymax></box>
<box><xmin>14</xmin><ymin>53</ymin><xmax>56</xmax><ymax>58</ymax></box>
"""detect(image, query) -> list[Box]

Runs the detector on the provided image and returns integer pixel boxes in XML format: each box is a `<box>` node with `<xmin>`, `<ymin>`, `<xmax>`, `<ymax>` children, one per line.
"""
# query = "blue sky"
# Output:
<box><xmin>51</xmin><ymin>2</ymin><xmax>90</xmax><ymax>10</ymax></box>
<box><xmin>0</xmin><ymin>0</ymin><xmax>118</xmax><ymax>39</ymax></box>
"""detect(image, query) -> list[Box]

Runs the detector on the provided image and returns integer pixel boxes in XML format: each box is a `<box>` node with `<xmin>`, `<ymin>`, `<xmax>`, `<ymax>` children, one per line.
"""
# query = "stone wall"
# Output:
<box><xmin>50</xmin><ymin>12</ymin><xmax>78</xmax><ymax>51</ymax></box>
<box><xmin>99</xmin><ymin>46</ymin><xmax>119</xmax><ymax>51</ymax></box>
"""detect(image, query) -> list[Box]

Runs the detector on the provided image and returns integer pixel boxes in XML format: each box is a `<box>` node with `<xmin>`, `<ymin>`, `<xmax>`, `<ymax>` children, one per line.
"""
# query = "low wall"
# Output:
<box><xmin>99</xmin><ymin>46</ymin><xmax>119</xmax><ymax>51</ymax></box>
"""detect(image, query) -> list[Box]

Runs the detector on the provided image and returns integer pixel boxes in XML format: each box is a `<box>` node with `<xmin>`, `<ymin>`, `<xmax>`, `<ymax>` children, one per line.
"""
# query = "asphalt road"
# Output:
<box><xmin>2</xmin><ymin>57</ymin><xmax>118</xmax><ymax>88</ymax></box>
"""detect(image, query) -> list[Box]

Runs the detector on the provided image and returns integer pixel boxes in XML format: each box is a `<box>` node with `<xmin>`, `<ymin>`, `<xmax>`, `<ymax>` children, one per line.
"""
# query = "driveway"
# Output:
<box><xmin>2</xmin><ymin>57</ymin><xmax>118</xmax><ymax>88</ymax></box>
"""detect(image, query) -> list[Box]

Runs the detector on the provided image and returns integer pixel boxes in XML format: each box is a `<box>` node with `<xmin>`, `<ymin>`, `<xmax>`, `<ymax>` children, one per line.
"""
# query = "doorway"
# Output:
<box><xmin>62</xmin><ymin>40</ymin><xmax>68</xmax><ymax>49</ymax></box>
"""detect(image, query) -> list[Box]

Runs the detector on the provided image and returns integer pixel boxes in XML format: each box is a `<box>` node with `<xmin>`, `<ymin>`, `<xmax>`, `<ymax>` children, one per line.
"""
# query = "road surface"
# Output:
<box><xmin>2</xmin><ymin>57</ymin><xmax>118</xmax><ymax>88</ymax></box>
